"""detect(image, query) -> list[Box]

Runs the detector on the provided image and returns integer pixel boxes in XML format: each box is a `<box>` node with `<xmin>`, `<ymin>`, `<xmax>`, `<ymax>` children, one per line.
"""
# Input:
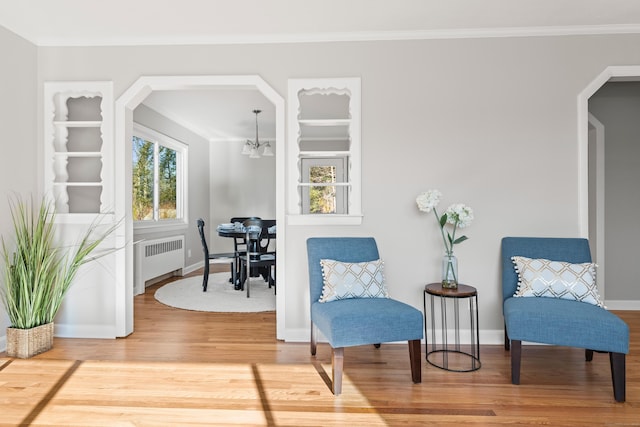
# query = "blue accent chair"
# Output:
<box><xmin>501</xmin><ymin>237</ymin><xmax>629</xmax><ymax>402</ymax></box>
<box><xmin>307</xmin><ymin>237</ymin><xmax>423</xmax><ymax>395</ymax></box>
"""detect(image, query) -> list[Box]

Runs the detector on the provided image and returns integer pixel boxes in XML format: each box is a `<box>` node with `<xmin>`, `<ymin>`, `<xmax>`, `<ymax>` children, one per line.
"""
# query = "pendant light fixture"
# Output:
<box><xmin>241</xmin><ymin>109</ymin><xmax>273</xmax><ymax>158</ymax></box>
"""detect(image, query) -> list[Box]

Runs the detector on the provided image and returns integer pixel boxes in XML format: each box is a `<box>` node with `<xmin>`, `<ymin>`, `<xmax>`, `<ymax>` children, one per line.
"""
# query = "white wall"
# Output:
<box><xmin>132</xmin><ymin>104</ymin><xmax>212</xmax><ymax>271</ymax></box>
<box><xmin>589</xmin><ymin>82</ymin><xmax>640</xmax><ymax>301</ymax></box>
<box><xmin>208</xmin><ymin>139</ymin><xmax>276</xmax><ymax>254</ymax></box>
<box><xmin>23</xmin><ymin>33</ymin><xmax>640</xmax><ymax>343</ymax></box>
<box><xmin>0</xmin><ymin>26</ymin><xmax>37</xmax><ymax>345</ymax></box>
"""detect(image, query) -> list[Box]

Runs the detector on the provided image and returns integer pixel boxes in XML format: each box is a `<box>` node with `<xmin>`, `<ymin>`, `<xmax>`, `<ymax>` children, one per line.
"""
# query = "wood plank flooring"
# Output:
<box><xmin>1</xmin><ymin>267</ymin><xmax>638</xmax><ymax>426</ymax></box>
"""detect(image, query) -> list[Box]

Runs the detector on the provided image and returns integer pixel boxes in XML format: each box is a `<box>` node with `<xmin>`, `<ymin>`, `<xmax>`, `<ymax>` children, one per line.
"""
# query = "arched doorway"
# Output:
<box><xmin>114</xmin><ymin>76</ymin><xmax>286</xmax><ymax>338</ymax></box>
<box><xmin>579</xmin><ymin>66</ymin><xmax>640</xmax><ymax>305</ymax></box>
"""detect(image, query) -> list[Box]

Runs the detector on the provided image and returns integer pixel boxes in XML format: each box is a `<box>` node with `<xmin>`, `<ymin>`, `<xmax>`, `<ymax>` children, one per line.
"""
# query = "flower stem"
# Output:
<box><xmin>433</xmin><ymin>207</ymin><xmax>452</xmax><ymax>255</ymax></box>
<box><xmin>450</xmin><ymin>221</ymin><xmax>458</xmax><ymax>253</ymax></box>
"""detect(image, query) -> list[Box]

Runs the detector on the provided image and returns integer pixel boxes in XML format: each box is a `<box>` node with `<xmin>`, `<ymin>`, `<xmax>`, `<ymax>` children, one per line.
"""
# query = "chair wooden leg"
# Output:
<box><xmin>332</xmin><ymin>347</ymin><xmax>344</xmax><ymax>395</ymax></box>
<box><xmin>504</xmin><ymin>326</ymin><xmax>510</xmax><ymax>351</ymax></box>
<box><xmin>234</xmin><ymin>255</ymin><xmax>242</xmax><ymax>290</ymax></box>
<box><xmin>586</xmin><ymin>349</ymin><xmax>594</xmax><ymax>361</ymax></box>
<box><xmin>239</xmin><ymin>261</ymin><xmax>245</xmax><ymax>291</ymax></box>
<box><xmin>610</xmin><ymin>352</ymin><xmax>626</xmax><ymax>403</ymax></box>
<box><xmin>310</xmin><ymin>324</ymin><xmax>317</xmax><ymax>356</ymax></box>
<box><xmin>511</xmin><ymin>339</ymin><xmax>522</xmax><ymax>385</ymax></box>
<box><xmin>230</xmin><ymin>261</ymin><xmax>236</xmax><ymax>288</ymax></box>
<box><xmin>272</xmin><ymin>265</ymin><xmax>276</xmax><ymax>294</ymax></box>
<box><xmin>246</xmin><ymin>258</ymin><xmax>251</xmax><ymax>298</ymax></box>
<box><xmin>202</xmin><ymin>261</ymin><xmax>209</xmax><ymax>292</ymax></box>
<box><xmin>408</xmin><ymin>339</ymin><xmax>421</xmax><ymax>384</ymax></box>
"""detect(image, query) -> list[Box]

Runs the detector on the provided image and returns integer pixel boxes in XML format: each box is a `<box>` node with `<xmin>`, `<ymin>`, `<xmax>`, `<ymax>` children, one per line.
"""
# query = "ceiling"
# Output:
<box><xmin>140</xmin><ymin>89</ymin><xmax>276</xmax><ymax>143</ymax></box>
<box><xmin>2</xmin><ymin>1</ymin><xmax>640</xmax><ymax>46</ymax></box>
<box><xmin>3</xmin><ymin>0</ymin><xmax>640</xmax><ymax>143</ymax></box>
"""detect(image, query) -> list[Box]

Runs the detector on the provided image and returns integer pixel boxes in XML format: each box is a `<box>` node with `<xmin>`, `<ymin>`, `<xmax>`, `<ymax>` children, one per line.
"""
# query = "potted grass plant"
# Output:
<box><xmin>1</xmin><ymin>196</ymin><xmax>117</xmax><ymax>358</ymax></box>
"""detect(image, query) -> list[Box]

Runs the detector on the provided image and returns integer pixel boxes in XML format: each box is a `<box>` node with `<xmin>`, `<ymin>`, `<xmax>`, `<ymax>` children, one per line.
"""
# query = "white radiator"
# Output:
<box><xmin>134</xmin><ymin>235</ymin><xmax>185</xmax><ymax>295</ymax></box>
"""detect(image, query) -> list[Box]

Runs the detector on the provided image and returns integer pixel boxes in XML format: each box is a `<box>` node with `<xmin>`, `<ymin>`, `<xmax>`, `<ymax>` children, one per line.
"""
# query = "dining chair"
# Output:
<box><xmin>238</xmin><ymin>218</ymin><xmax>276</xmax><ymax>298</ymax></box>
<box><xmin>257</xmin><ymin>219</ymin><xmax>276</xmax><ymax>254</ymax></box>
<box><xmin>196</xmin><ymin>218</ymin><xmax>236</xmax><ymax>292</ymax></box>
<box><xmin>501</xmin><ymin>237</ymin><xmax>629</xmax><ymax>402</ymax></box>
<box><xmin>230</xmin><ymin>216</ymin><xmax>261</xmax><ymax>289</ymax></box>
<box><xmin>306</xmin><ymin>237</ymin><xmax>423</xmax><ymax>395</ymax></box>
<box><xmin>256</xmin><ymin>219</ymin><xmax>276</xmax><ymax>292</ymax></box>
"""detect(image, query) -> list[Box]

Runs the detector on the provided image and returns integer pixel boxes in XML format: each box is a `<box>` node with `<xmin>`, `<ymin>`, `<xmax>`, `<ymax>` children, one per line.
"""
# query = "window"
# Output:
<box><xmin>132</xmin><ymin>125</ymin><xmax>186</xmax><ymax>223</ymax></box>
<box><xmin>301</xmin><ymin>157</ymin><xmax>347</xmax><ymax>214</ymax></box>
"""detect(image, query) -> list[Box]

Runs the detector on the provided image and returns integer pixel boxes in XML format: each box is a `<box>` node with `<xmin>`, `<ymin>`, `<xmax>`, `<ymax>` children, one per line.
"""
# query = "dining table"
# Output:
<box><xmin>216</xmin><ymin>227</ymin><xmax>276</xmax><ymax>241</ymax></box>
<box><xmin>217</xmin><ymin>223</ymin><xmax>276</xmax><ymax>289</ymax></box>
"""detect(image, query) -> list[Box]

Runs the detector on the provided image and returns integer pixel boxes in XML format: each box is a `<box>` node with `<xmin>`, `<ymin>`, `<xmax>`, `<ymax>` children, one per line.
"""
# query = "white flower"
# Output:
<box><xmin>417</xmin><ymin>190</ymin><xmax>474</xmax><ymax>255</ymax></box>
<box><xmin>446</xmin><ymin>204</ymin><xmax>474</xmax><ymax>228</ymax></box>
<box><xmin>416</xmin><ymin>189</ymin><xmax>442</xmax><ymax>213</ymax></box>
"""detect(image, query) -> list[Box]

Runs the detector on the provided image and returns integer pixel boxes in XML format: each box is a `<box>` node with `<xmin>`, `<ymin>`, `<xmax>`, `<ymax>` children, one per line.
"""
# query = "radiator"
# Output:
<box><xmin>134</xmin><ymin>235</ymin><xmax>185</xmax><ymax>295</ymax></box>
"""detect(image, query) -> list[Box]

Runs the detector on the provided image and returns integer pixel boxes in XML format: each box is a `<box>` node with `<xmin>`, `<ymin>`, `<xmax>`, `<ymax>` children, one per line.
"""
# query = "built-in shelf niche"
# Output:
<box><xmin>287</xmin><ymin>78</ymin><xmax>362</xmax><ymax>225</ymax></box>
<box><xmin>297</xmin><ymin>90</ymin><xmax>351</xmax><ymax>154</ymax></box>
<box><xmin>44</xmin><ymin>82</ymin><xmax>113</xmax><ymax>218</ymax></box>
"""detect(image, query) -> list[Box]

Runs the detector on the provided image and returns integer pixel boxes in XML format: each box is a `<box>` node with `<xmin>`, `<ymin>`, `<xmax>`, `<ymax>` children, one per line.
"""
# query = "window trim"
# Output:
<box><xmin>300</xmin><ymin>156</ymin><xmax>348</xmax><ymax>214</ymax></box>
<box><xmin>132</xmin><ymin>123</ymin><xmax>188</xmax><ymax>230</ymax></box>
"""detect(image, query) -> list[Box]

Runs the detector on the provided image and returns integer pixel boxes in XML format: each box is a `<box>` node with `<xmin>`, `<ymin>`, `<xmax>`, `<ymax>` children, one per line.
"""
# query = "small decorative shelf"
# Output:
<box><xmin>44</xmin><ymin>82</ymin><xmax>113</xmax><ymax>218</ymax></box>
<box><xmin>287</xmin><ymin>78</ymin><xmax>361</xmax><ymax>223</ymax></box>
<box><xmin>298</xmin><ymin>119</ymin><xmax>352</xmax><ymax>126</ymax></box>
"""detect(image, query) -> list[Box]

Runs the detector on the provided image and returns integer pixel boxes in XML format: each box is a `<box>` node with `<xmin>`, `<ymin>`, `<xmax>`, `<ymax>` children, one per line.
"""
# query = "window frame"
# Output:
<box><xmin>132</xmin><ymin>124</ymin><xmax>188</xmax><ymax>231</ymax></box>
<box><xmin>300</xmin><ymin>156</ymin><xmax>348</xmax><ymax>215</ymax></box>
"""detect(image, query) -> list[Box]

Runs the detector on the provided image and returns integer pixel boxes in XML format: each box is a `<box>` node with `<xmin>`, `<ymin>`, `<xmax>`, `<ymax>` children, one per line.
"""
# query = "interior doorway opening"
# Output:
<box><xmin>114</xmin><ymin>76</ymin><xmax>286</xmax><ymax>338</ymax></box>
<box><xmin>579</xmin><ymin>66</ymin><xmax>640</xmax><ymax>307</ymax></box>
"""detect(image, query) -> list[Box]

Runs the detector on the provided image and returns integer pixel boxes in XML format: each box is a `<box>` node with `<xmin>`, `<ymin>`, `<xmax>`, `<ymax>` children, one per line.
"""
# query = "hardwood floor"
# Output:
<box><xmin>1</xmin><ymin>267</ymin><xmax>638</xmax><ymax>426</ymax></box>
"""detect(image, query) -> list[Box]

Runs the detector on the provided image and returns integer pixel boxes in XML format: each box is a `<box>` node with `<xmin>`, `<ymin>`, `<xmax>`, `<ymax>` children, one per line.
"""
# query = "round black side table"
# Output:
<box><xmin>423</xmin><ymin>282</ymin><xmax>481</xmax><ymax>372</ymax></box>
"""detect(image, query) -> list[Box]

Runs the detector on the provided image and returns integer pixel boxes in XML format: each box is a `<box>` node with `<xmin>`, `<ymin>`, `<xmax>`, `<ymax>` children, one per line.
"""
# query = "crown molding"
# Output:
<box><xmin>33</xmin><ymin>24</ymin><xmax>640</xmax><ymax>47</ymax></box>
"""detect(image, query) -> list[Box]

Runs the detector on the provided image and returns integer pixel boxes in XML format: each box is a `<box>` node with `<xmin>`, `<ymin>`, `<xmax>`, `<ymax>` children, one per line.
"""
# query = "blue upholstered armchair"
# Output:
<box><xmin>306</xmin><ymin>237</ymin><xmax>423</xmax><ymax>395</ymax></box>
<box><xmin>501</xmin><ymin>237</ymin><xmax>629</xmax><ymax>402</ymax></box>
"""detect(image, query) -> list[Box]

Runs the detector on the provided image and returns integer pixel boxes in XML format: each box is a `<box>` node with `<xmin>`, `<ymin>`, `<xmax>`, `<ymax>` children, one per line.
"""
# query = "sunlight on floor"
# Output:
<box><xmin>0</xmin><ymin>358</ymin><xmax>388</xmax><ymax>426</ymax></box>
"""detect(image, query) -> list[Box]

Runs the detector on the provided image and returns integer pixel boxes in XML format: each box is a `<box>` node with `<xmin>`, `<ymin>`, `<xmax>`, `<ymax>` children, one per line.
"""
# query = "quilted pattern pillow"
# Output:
<box><xmin>319</xmin><ymin>258</ymin><xmax>388</xmax><ymax>303</ymax></box>
<box><xmin>512</xmin><ymin>256</ymin><xmax>604</xmax><ymax>307</ymax></box>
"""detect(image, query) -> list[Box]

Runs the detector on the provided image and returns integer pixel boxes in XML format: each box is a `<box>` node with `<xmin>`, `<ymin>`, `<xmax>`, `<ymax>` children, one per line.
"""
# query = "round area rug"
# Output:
<box><xmin>154</xmin><ymin>272</ymin><xmax>276</xmax><ymax>312</ymax></box>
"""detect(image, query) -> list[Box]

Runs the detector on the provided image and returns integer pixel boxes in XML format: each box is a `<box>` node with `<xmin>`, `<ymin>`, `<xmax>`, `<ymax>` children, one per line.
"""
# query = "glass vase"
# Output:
<box><xmin>442</xmin><ymin>253</ymin><xmax>458</xmax><ymax>289</ymax></box>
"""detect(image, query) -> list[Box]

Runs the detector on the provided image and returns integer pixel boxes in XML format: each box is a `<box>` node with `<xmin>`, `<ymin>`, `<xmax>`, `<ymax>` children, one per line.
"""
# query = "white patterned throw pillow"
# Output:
<box><xmin>319</xmin><ymin>259</ymin><xmax>388</xmax><ymax>303</ymax></box>
<box><xmin>512</xmin><ymin>256</ymin><xmax>604</xmax><ymax>307</ymax></box>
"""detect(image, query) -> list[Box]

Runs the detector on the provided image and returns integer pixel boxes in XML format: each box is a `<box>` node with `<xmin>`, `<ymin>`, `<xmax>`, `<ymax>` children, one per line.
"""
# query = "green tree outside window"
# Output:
<box><xmin>132</xmin><ymin>135</ymin><xmax>178</xmax><ymax>221</ymax></box>
<box><xmin>309</xmin><ymin>165</ymin><xmax>337</xmax><ymax>214</ymax></box>
<box><xmin>132</xmin><ymin>136</ymin><xmax>153</xmax><ymax>220</ymax></box>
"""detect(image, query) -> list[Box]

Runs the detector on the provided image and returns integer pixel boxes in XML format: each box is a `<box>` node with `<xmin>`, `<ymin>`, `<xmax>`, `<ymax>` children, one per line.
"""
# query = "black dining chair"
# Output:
<box><xmin>238</xmin><ymin>218</ymin><xmax>276</xmax><ymax>298</ymax></box>
<box><xmin>257</xmin><ymin>219</ymin><xmax>276</xmax><ymax>255</ymax></box>
<box><xmin>229</xmin><ymin>216</ymin><xmax>261</xmax><ymax>289</ymax></box>
<box><xmin>196</xmin><ymin>218</ymin><xmax>237</xmax><ymax>292</ymax></box>
<box><xmin>256</xmin><ymin>219</ymin><xmax>276</xmax><ymax>291</ymax></box>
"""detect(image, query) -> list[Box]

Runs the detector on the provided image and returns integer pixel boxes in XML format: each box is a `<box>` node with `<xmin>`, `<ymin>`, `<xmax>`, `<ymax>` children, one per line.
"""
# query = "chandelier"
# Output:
<box><xmin>241</xmin><ymin>109</ymin><xmax>274</xmax><ymax>158</ymax></box>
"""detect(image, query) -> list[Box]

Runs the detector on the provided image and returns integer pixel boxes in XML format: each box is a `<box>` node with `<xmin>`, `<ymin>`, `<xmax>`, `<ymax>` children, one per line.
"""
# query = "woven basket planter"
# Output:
<box><xmin>6</xmin><ymin>322</ymin><xmax>54</xmax><ymax>358</ymax></box>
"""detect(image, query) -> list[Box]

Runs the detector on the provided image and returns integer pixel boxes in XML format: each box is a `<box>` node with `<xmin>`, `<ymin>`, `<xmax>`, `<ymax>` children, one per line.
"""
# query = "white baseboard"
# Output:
<box><xmin>605</xmin><ymin>300</ymin><xmax>640</xmax><ymax>310</ymax></box>
<box><xmin>282</xmin><ymin>327</ymin><xmax>507</xmax><ymax>345</ymax></box>
<box><xmin>183</xmin><ymin>261</ymin><xmax>202</xmax><ymax>275</ymax></box>
<box><xmin>0</xmin><ymin>325</ymin><xmax>114</xmax><ymax>352</ymax></box>
<box><xmin>481</xmin><ymin>329</ymin><xmax>506</xmax><ymax>345</ymax></box>
<box><xmin>54</xmin><ymin>323</ymin><xmax>117</xmax><ymax>339</ymax></box>
<box><xmin>185</xmin><ymin>259</ymin><xmax>237</xmax><ymax>276</ymax></box>
<box><xmin>284</xmin><ymin>328</ymin><xmax>309</xmax><ymax>343</ymax></box>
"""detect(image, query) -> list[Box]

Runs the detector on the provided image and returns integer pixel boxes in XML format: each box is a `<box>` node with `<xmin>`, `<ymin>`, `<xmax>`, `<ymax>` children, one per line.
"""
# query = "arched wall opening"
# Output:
<box><xmin>579</xmin><ymin>66</ymin><xmax>640</xmax><ymax>304</ymax></box>
<box><xmin>114</xmin><ymin>76</ymin><xmax>286</xmax><ymax>337</ymax></box>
